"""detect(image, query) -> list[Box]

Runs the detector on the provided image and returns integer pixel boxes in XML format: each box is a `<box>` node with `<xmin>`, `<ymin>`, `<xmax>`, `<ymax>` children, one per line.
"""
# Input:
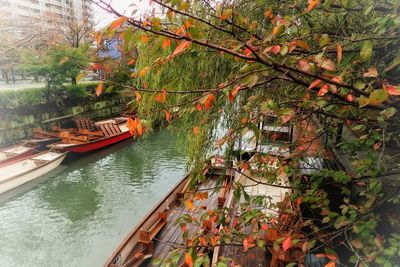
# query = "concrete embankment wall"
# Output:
<box><xmin>0</xmin><ymin>88</ymin><xmax>132</xmax><ymax>146</ymax></box>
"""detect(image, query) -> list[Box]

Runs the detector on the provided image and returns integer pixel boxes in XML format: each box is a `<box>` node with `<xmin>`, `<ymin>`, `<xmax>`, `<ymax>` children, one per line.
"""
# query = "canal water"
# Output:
<box><xmin>0</xmin><ymin>130</ymin><xmax>186</xmax><ymax>267</ymax></box>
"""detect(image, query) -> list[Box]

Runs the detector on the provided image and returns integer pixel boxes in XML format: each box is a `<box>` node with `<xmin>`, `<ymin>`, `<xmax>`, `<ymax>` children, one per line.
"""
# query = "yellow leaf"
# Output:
<box><xmin>76</xmin><ymin>73</ymin><xmax>84</xmax><ymax>82</ymax></box>
<box><xmin>59</xmin><ymin>56</ymin><xmax>69</xmax><ymax>65</ymax></box>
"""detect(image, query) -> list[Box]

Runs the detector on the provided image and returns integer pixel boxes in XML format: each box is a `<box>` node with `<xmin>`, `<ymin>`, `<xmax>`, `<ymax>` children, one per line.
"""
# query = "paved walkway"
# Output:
<box><xmin>0</xmin><ymin>81</ymin><xmax>46</xmax><ymax>91</ymax></box>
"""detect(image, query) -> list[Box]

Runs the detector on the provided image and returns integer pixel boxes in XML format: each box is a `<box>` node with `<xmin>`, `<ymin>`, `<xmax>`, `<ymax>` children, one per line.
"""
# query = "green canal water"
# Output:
<box><xmin>0</xmin><ymin>130</ymin><xmax>186</xmax><ymax>267</ymax></box>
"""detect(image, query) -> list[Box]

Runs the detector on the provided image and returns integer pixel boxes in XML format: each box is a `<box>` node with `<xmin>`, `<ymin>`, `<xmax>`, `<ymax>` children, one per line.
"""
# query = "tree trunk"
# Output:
<box><xmin>71</xmin><ymin>76</ymin><xmax>77</xmax><ymax>85</ymax></box>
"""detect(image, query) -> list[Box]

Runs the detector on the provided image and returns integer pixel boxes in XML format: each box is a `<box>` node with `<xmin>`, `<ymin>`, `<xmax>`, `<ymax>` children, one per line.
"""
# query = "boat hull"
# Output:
<box><xmin>64</xmin><ymin>131</ymin><xmax>132</xmax><ymax>153</ymax></box>
<box><xmin>0</xmin><ymin>153</ymin><xmax>66</xmax><ymax>194</ymax></box>
<box><xmin>0</xmin><ymin>148</ymin><xmax>35</xmax><ymax>165</ymax></box>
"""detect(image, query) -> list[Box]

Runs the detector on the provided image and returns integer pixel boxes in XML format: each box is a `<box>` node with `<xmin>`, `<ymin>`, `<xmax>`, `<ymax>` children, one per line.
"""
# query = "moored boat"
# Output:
<box><xmin>0</xmin><ymin>150</ymin><xmax>67</xmax><ymax>194</ymax></box>
<box><xmin>49</xmin><ymin>117</ymin><xmax>134</xmax><ymax>153</ymax></box>
<box><xmin>0</xmin><ymin>144</ymin><xmax>37</xmax><ymax>165</ymax></box>
<box><xmin>105</xmin><ymin>157</ymin><xmax>232</xmax><ymax>267</ymax></box>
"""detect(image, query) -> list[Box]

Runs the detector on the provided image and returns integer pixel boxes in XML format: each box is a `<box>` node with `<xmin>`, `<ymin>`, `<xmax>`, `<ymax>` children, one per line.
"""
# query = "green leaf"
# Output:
<box><xmin>360</xmin><ymin>40</ymin><xmax>373</xmax><ymax>61</ymax></box>
<box><xmin>369</xmin><ymin>89</ymin><xmax>388</xmax><ymax>105</ymax></box>
<box><xmin>319</xmin><ymin>34</ymin><xmax>331</xmax><ymax>47</ymax></box>
<box><xmin>247</xmin><ymin>74</ymin><xmax>259</xmax><ymax>88</ymax></box>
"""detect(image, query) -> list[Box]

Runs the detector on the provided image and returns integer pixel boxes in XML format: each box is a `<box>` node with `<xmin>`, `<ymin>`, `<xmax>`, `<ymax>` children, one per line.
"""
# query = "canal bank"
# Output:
<box><xmin>0</xmin><ymin>129</ymin><xmax>185</xmax><ymax>267</ymax></box>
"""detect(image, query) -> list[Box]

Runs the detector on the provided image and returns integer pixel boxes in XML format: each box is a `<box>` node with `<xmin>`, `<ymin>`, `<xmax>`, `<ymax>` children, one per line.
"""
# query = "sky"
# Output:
<box><xmin>92</xmin><ymin>0</ymin><xmax>153</xmax><ymax>29</ymax></box>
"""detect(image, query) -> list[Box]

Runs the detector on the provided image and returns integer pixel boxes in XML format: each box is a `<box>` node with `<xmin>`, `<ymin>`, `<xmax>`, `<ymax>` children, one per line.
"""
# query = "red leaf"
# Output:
<box><xmin>229</xmin><ymin>84</ymin><xmax>241</xmax><ymax>103</ymax></box>
<box><xmin>193</xmin><ymin>126</ymin><xmax>199</xmax><ymax>134</ymax></box>
<box><xmin>162</xmin><ymin>38</ymin><xmax>171</xmax><ymax>49</ymax></box>
<box><xmin>317</xmin><ymin>84</ymin><xmax>329</xmax><ymax>96</ymax></box>
<box><xmin>282</xmin><ymin>236</ymin><xmax>292</xmax><ymax>252</ymax></box>
<box><xmin>165</xmin><ymin>111</ymin><xmax>171</xmax><ymax>123</ymax></box>
<box><xmin>261</xmin><ymin>224</ymin><xmax>269</xmax><ymax>231</ymax></box>
<box><xmin>196</xmin><ymin>103</ymin><xmax>202</xmax><ymax>111</ymax></box>
<box><xmin>243</xmin><ymin>48</ymin><xmax>252</xmax><ymax>56</ymax></box>
<box><xmin>264</xmin><ymin>9</ymin><xmax>273</xmax><ymax>19</ymax></box>
<box><xmin>296</xmin><ymin>197</ymin><xmax>302</xmax><ymax>207</ymax></box>
<box><xmin>308</xmin><ymin>79</ymin><xmax>322</xmax><ymax>90</ymax></box>
<box><xmin>346</xmin><ymin>94</ymin><xmax>354</xmax><ymax>102</ymax></box>
<box><xmin>271</xmin><ymin>45</ymin><xmax>281</xmax><ymax>54</ymax></box>
<box><xmin>384</xmin><ymin>84</ymin><xmax>400</xmax><ymax>95</ymax></box>
<box><xmin>173</xmin><ymin>41</ymin><xmax>190</xmax><ymax>56</ymax></box>
<box><xmin>128</xmin><ymin>59</ymin><xmax>135</xmax><ymax>65</ymax></box>
<box><xmin>204</xmin><ymin>94</ymin><xmax>215</xmax><ymax>110</ymax></box>
<box><xmin>184</xmin><ymin>253</ymin><xmax>193</xmax><ymax>267</ymax></box>
<box><xmin>96</xmin><ymin>83</ymin><xmax>103</xmax><ymax>97</ymax></box>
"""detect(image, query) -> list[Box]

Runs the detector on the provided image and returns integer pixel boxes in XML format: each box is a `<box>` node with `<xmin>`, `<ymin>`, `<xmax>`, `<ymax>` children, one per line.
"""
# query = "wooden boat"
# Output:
<box><xmin>49</xmin><ymin>117</ymin><xmax>133</xmax><ymax>153</ymax></box>
<box><xmin>0</xmin><ymin>151</ymin><xmax>67</xmax><ymax>194</ymax></box>
<box><xmin>105</xmin><ymin>157</ymin><xmax>233</xmax><ymax>267</ymax></box>
<box><xmin>0</xmin><ymin>144</ymin><xmax>37</xmax><ymax>165</ymax></box>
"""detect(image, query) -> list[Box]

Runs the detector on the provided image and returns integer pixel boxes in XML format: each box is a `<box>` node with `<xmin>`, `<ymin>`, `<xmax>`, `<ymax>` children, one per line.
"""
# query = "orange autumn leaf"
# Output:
<box><xmin>317</xmin><ymin>84</ymin><xmax>329</xmax><ymax>96</ymax></box>
<box><xmin>126</xmin><ymin>117</ymin><xmax>137</xmax><ymax>135</ymax></box>
<box><xmin>135</xmin><ymin>91</ymin><xmax>141</xmax><ymax>103</ymax></box>
<box><xmin>173</xmin><ymin>41</ymin><xmax>190</xmax><ymax>56</ymax></box>
<box><xmin>261</xmin><ymin>224</ymin><xmax>269</xmax><ymax>231</ymax></box>
<box><xmin>199</xmin><ymin>236</ymin><xmax>207</xmax><ymax>246</ymax></box>
<box><xmin>136</xmin><ymin>118</ymin><xmax>143</xmax><ymax>136</ymax></box>
<box><xmin>185</xmin><ymin>200</ymin><xmax>194</xmax><ymax>210</ymax></box>
<box><xmin>139</xmin><ymin>66</ymin><xmax>150</xmax><ymax>77</ymax></box>
<box><xmin>264</xmin><ymin>9</ymin><xmax>273</xmax><ymax>19</ymax></box>
<box><xmin>204</xmin><ymin>94</ymin><xmax>215</xmax><ymax>110</ymax></box>
<box><xmin>282</xmin><ymin>235</ymin><xmax>292</xmax><ymax>252</ymax></box>
<box><xmin>336</xmin><ymin>43</ymin><xmax>343</xmax><ymax>65</ymax></box>
<box><xmin>128</xmin><ymin>59</ymin><xmax>135</xmax><ymax>65</ymax></box>
<box><xmin>272</xmin><ymin>26</ymin><xmax>280</xmax><ymax>35</ymax></box>
<box><xmin>325</xmin><ymin>262</ymin><xmax>336</xmax><ymax>267</ymax></box>
<box><xmin>307</xmin><ymin>0</ymin><xmax>320</xmax><ymax>12</ymax></box>
<box><xmin>162</xmin><ymin>38</ymin><xmax>171</xmax><ymax>49</ymax></box>
<box><xmin>297</xmin><ymin>40</ymin><xmax>310</xmax><ymax>51</ymax></box>
<box><xmin>184</xmin><ymin>253</ymin><xmax>193</xmax><ymax>267</ymax></box>
<box><xmin>165</xmin><ymin>111</ymin><xmax>171</xmax><ymax>123</ymax></box>
<box><xmin>193</xmin><ymin>126</ymin><xmax>199</xmax><ymax>134</ymax></box>
<box><xmin>109</xmin><ymin>17</ymin><xmax>126</xmax><ymax>30</ymax></box>
<box><xmin>270</xmin><ymin>45</ymin><xmax>281</xmax><ymax>54</ymax></box>
<box><xmin>346</xmin><ymin>94</ymin><xmax>354</xmax><ymax>102</ymax></box>
<box><xmin>96</xmin><ymin>32</ymin><xmax>102</xmax><ymax>45</ymax></box>
<box><xmin>210</xmin><ymin>236</ymin><xmax>220</xmax><ymax>246</ymax></box>
<box><xmin>141</xmin><ymin>35</ymin><xmax>149</xmax><ymax>43</ymax></box>
<box><xmin>308</xmin><ymin>79</ymin><xmax>322</xmax><ymax>90</ymax></box>
<box><xmin>241</xmin><ymin>117</ymin><xmax>248</xmax><ymax>124</ymax></box>
<box><xmin>155</xmin><ymin>89</ymin><xmax>167</xmax><ymax>103</ymax></box>
<box><xmin>96</xmin><ymin>83</ymin><xmax>103</xmax><ymax>97</ymax></box>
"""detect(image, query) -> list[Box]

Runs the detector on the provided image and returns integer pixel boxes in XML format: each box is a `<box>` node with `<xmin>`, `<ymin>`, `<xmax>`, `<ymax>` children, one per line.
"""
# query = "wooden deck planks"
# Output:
<box><xmin>148</xmin><ymin>178</ymin><xmax>221</xmax><ymax>265</ymax></box>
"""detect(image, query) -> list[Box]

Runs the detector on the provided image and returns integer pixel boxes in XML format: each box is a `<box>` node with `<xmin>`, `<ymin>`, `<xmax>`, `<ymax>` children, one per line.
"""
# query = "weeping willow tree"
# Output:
<box><xmin>93</xmin><ymin>0</ymin><xmax>400</xmax><ymax>266</ymax></box>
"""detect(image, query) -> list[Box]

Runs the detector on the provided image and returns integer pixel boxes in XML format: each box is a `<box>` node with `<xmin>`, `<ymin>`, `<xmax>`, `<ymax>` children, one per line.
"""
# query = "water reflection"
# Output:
<box><xmin>0</xmin><ymin>129</ymin><xmax>185</xmax><ymax>267</ymax></box>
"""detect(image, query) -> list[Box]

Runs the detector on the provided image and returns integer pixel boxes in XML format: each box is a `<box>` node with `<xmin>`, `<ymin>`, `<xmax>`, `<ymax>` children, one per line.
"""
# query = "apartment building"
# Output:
<box><xmin>0</xmin><ymin>0</ymin><xmax>92</xmax><ymax>27</ymax></box>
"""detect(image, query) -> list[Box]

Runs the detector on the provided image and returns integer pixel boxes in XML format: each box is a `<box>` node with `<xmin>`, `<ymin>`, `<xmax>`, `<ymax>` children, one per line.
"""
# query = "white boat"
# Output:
<box><xmin>0</xmin><ymin>151</ymin><xmax>67</xmax><ymax>194</ymax></box>
<box><xmin>0</xmin><ymin>144</ymin><xmax>36</xmax><ymax>165</ymax></box>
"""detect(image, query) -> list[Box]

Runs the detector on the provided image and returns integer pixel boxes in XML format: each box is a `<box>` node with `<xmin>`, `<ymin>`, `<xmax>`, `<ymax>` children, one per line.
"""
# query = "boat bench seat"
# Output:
<box><xmin>139</xmin><ymin>212</ymin><xmax>167</xmax><ymax>244</ymax></box>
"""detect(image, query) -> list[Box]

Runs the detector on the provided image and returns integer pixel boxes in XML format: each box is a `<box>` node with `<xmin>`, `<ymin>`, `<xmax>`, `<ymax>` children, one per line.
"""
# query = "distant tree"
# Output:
<box><xmin>21</xmin><ymin>45</ymin><xmax>90</xmax><ymax>97</ymax></box>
